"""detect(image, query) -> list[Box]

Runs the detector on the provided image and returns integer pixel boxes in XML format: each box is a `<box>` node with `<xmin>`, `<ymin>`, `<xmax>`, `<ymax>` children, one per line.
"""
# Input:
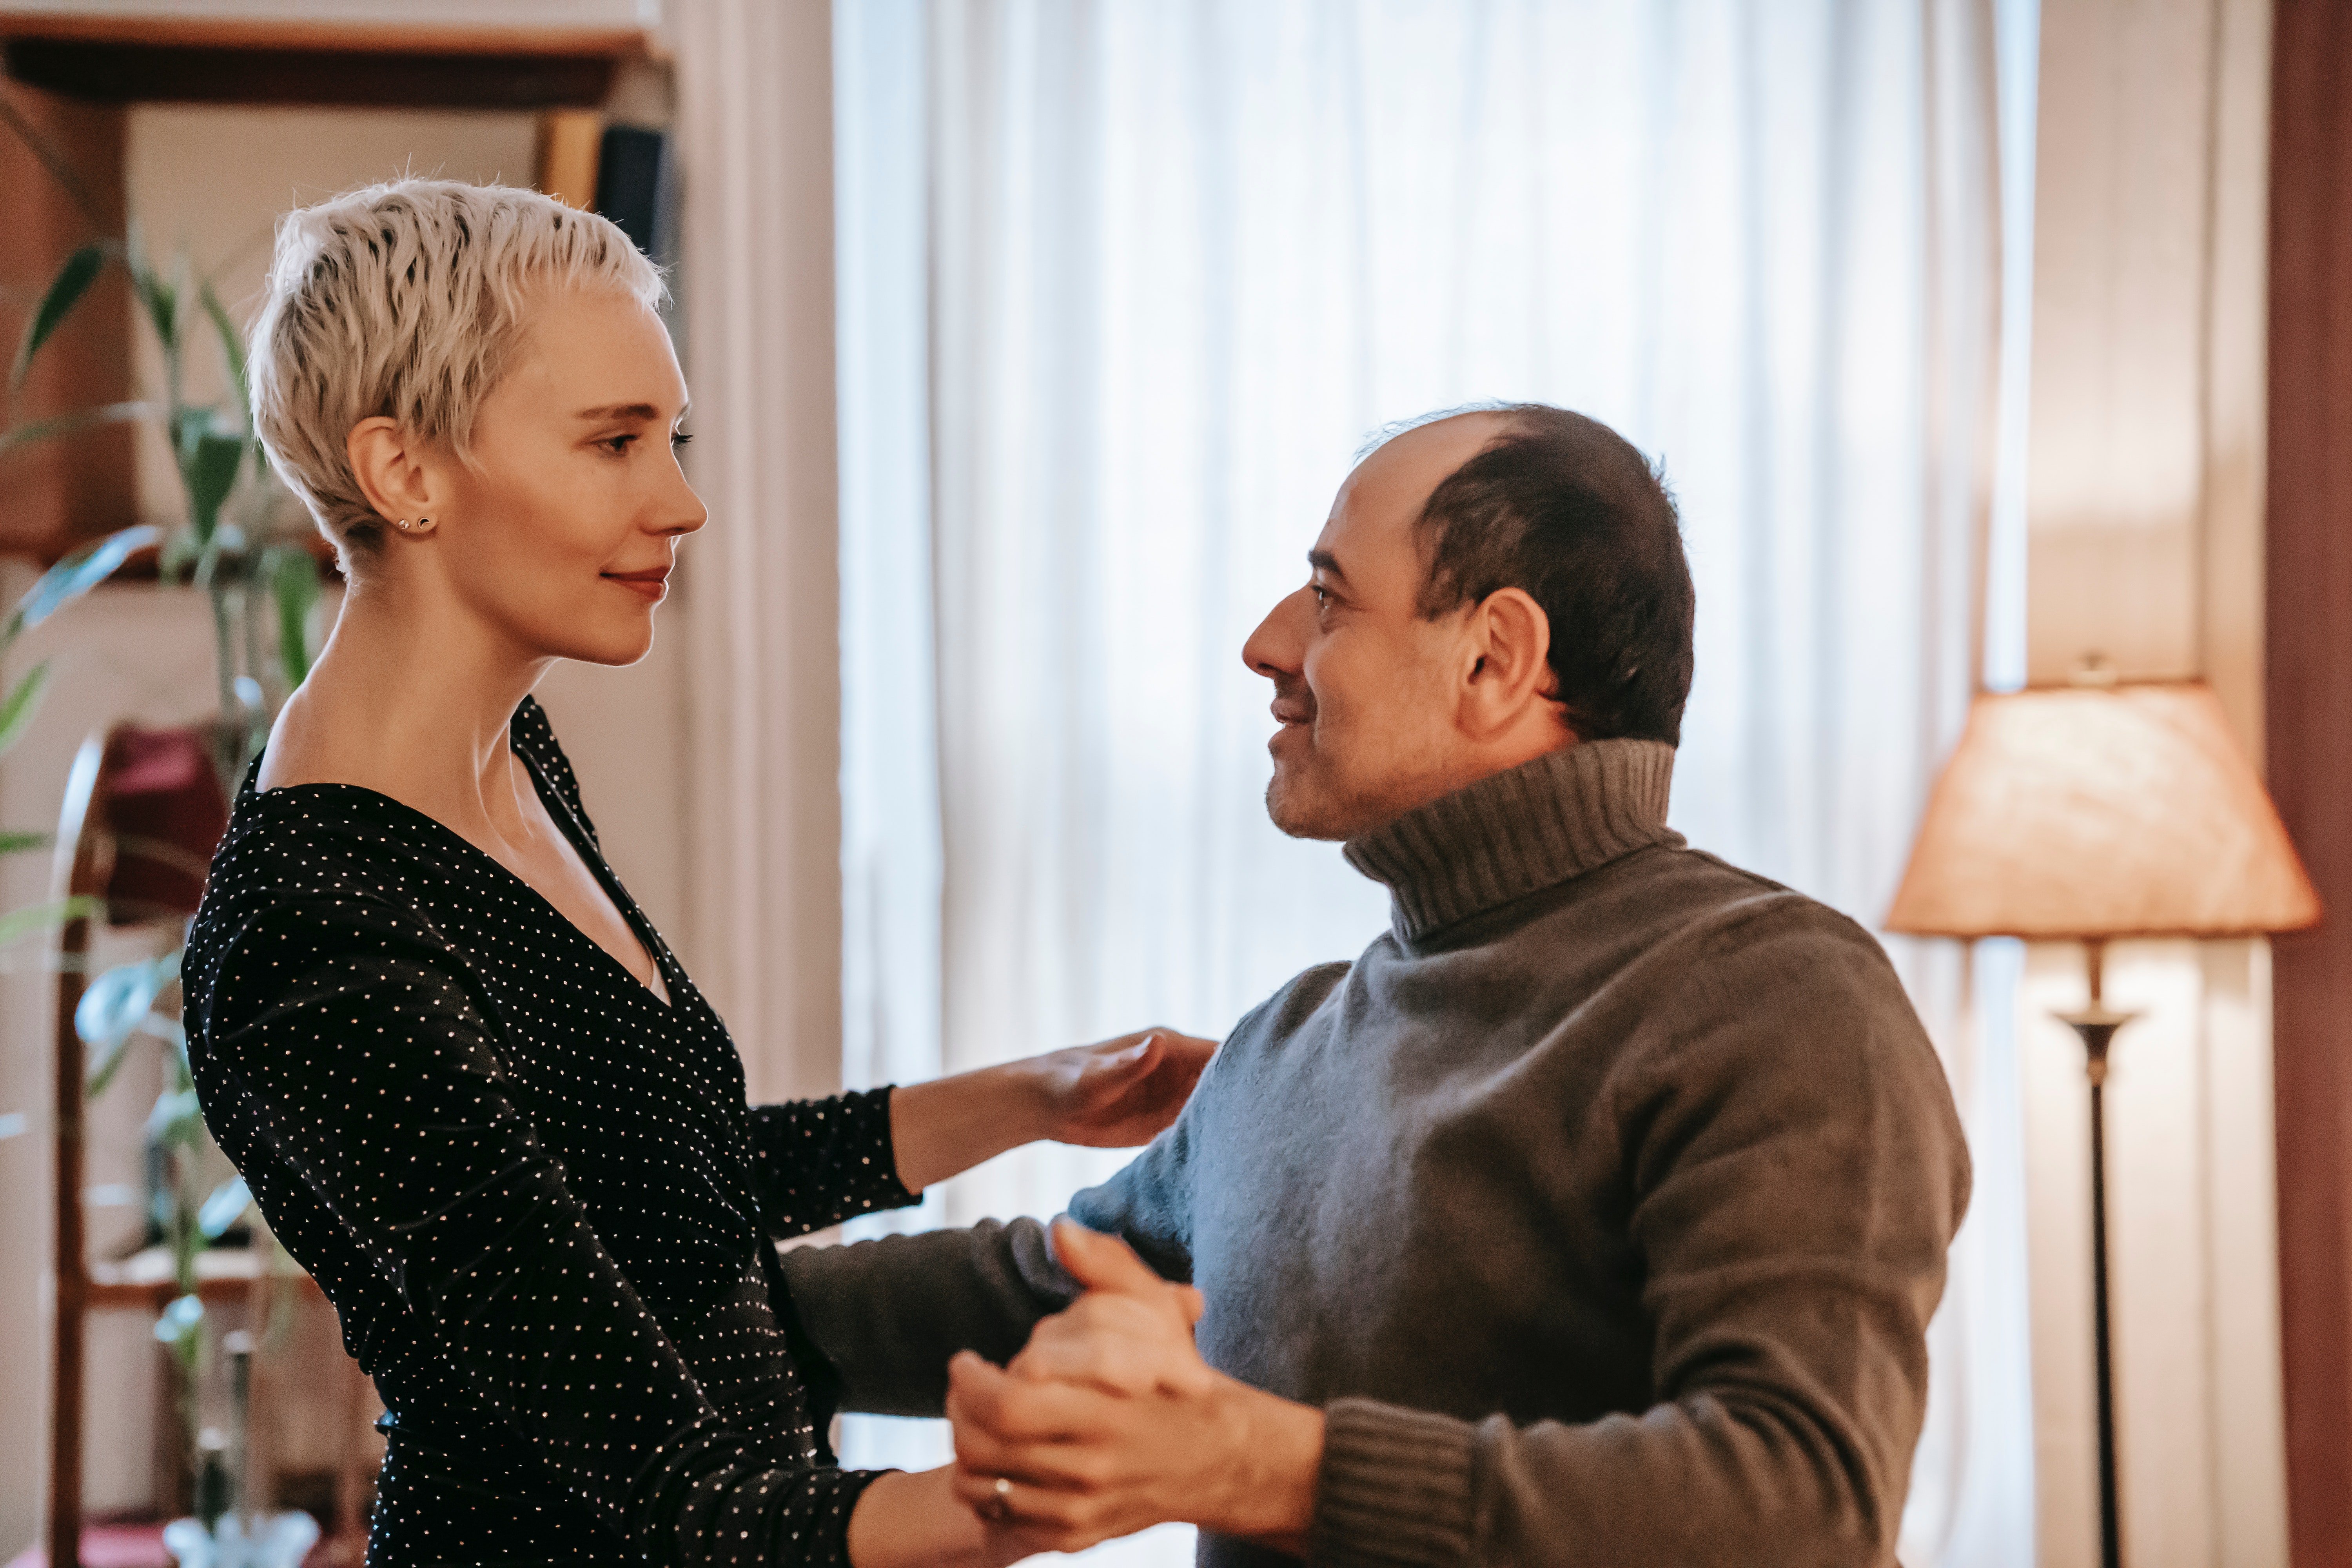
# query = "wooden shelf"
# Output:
<box><xmin>0</xmin><ymin>13</ymin><xmax>656</xmax><ymax>108</ymax></box>
<box><xmin>86</xmin><ymin>1245</ymin><xmax>321</xmax><ymax>1312</ymax></box>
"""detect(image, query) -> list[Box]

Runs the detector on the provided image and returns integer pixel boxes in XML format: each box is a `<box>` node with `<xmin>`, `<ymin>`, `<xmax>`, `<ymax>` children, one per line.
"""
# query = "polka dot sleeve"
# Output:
<box><xmin>748</xmin><ymin>1090</ymin><xmax>920</xmax><ymax>1238</ymax></box>
<box><xmin>206</xmin><ymin>900</ymin><xmax>885</xmax><ymax>1568</ymax></box>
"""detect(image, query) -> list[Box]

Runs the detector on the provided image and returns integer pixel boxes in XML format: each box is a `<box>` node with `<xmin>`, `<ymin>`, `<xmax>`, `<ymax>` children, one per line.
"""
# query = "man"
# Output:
<box><xmin>784</xmin><ymin>404</ymin><xmax>1971</xmax><ymax>1568</ymax></box>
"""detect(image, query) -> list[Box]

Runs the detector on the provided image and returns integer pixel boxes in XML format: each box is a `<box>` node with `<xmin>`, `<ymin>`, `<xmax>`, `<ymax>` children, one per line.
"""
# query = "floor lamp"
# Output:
<box><xmin>1884</xmin><ymin>679</ymin><xmax>2319</xmax><ymax>1568</ymax></box>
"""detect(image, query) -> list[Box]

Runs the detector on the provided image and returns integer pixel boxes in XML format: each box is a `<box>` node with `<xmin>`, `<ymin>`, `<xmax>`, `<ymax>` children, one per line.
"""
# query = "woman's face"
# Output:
<box><xmin>426</xmin><ymin>286</ymin><xmax>706</xmax><ymax>667</ymax></box>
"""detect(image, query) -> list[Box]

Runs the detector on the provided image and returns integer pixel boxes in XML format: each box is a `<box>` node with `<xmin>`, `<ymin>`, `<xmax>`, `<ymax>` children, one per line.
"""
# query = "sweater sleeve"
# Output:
<box><xmin>780</xmin><ymin>1122</ymin><xmax>1201</xmax><ymax>1416</ymax></box>
<box><xmin>1308</xmin><ymin>903</ymin><xmax>1969</xmax><ymax>1568</ymax></box>
<box><xmin>208</xmin><ymin>901</ymin><xmax>887</xmax><ymax>1568</ymax></box>
<box><xmin>780</xmin><ymin>1217</ymin><xmax>1078</xmax><ymax>1416</ymax></box>
<box><xmin>748</xmin><ymin>1090</ymin><xmax>922</xmax><ymax>1238</ymax></box>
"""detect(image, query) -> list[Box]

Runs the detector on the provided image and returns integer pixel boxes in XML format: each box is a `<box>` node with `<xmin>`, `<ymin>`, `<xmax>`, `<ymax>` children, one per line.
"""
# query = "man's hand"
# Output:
<box><xmin>944</xmin><ymin>1221</ymin><xmax>1325</xmax><ymax>1557</ymax></box>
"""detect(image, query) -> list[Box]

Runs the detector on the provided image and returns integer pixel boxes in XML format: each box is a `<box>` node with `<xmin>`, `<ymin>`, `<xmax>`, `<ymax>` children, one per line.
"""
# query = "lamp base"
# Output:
<box><xmin>2057</xmin><ymin>978</ymin><xmax>2139</xmax><ymax>1568</ymax></box>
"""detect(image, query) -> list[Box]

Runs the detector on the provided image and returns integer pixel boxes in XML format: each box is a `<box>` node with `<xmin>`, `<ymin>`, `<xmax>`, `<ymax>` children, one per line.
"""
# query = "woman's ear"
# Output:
<box><xmin>346</xmin><ymin>417</ymin><xmax>436</xmax><ymax>531</ymax></box>
<box><xmin>1461</xmin><ymin>587</ymin><xmax>1557</xmax><ymax>737</ymax></box>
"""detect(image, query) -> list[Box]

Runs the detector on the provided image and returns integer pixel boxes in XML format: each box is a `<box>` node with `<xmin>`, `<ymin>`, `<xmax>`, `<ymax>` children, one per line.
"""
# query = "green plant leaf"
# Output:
<box><xmin>182</xmin><ymin>428</ymin><xmax>244</xmax><ymax>545</ymax></box>
<box><xmin>200</xmin><ymin>283</ymin><xmax>248</xmax><ymax>415</ymax></box>
<box><xmin>134</xmin><ymin>258</ymin><xmax>178</xmax><ymax>358</ymax></box>
<box><xmin>77</xmin><ymin>953</ymin><xmax>171</xmax><ymax>1056</ymax></box>
<box><xmin>267</xmin><ymin>546</ymin><xmax>321</xmax><ymax>688</ymax></box>
<box><xmin>0</xmin><ymin>401</ymin><xmax>156</xmax><ymax>458</ymax></box>
<box><xmin>0</xmin><ymin>894</ymin><xmax>100</xmax><ymax>947</ymax></box>
<box><xmin>0</xmin><ymin>661</ymin><xmax>48</xmax><ymax>757</ymax></box>
<box><xmin>0</xmin><ymin>829</ymin><xmax>48</xmax><ymax>857</ymax></box>
<box><xmin>6</xmin><ymin>524</ymin><xmax>164</xmax><ymax>643</ymax></box>
<box><xmin>9</xmin><ymin>244</ymin><xmax>107</xmax><ymax>393</ymax></box>
<box><xmin>153</xmin><ymin>1290</ymin><xmax>203</xmax><ymax>1348</ymax></box>
<box><xmin>146</xmin><ymin>1085</ymin><xmax>203</xmax><ymax>1148</ymax></box>
<box><xmin>84</xmin><ymin>1029</ymin><xmax>133</xmax><ymax>1099</ymax></box>
<box><xmin>198</xmin><ymin>1174</ymin><xmax>249</xmax><ymax>1239</ymax></box>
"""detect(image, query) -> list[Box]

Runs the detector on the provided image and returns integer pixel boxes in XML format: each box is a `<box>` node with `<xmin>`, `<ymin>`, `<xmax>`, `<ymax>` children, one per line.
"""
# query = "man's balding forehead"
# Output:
<box><xmin>1354</xmin><ymin>403</ymin><xmax>1517</xmax><ymax>463</ymax></box>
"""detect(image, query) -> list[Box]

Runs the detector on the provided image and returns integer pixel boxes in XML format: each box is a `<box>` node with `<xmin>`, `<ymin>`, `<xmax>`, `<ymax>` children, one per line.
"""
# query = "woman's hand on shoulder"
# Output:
<box><xmin>887</xmin><ymin>1026</ymin><xmax>1219</xmax><ymax>1191</ymax></box>
<box><xmin>1015</xmin><ymin>1028</ymin><xmax>1220</xmax><ymax>1149</ymax></box>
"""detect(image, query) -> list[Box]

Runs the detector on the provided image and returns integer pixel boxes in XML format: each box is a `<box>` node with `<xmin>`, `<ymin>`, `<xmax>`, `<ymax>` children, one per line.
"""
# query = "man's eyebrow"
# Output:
<box><xmin>573</xmin><ymin>403</ymin><xmax>666</xmax><ymax>422</ymax></box>
<box><xmin>1307</xmin><ymin>548</ymin><xmax>1350</xmax><ymax>583</ymax></box>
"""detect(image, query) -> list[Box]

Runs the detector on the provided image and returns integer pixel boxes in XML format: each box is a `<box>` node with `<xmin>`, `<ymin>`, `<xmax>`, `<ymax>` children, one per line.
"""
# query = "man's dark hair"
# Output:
<box><xmin>1399</xmin><ymin>403</ymin><xmax>1695</xmax><ymax>745</ymax></box>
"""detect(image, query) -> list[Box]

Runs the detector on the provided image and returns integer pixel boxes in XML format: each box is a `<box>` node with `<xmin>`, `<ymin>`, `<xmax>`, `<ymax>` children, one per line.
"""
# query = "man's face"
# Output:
<box><xmin>1243</xmin><ymin>413</ymin><xmax>1512</xmax><ymax>840</ymax></box>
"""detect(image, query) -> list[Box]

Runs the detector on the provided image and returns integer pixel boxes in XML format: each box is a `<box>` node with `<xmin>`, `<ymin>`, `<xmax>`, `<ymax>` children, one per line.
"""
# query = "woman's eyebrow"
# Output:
<box><xmin>573</xmin><ymin>402</ymin><xmax>664</xmax><ymax>422</ymax></box>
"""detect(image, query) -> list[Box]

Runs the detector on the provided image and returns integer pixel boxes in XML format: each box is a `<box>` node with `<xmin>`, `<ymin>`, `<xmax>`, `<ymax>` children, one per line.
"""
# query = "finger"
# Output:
<box><xmin>1009</xmin><ymin>1298</ymin><xmax>1216</xmax><ymax>1396</ymax></box>
<box><xmin>950</xmin><ymin>1419</ymin><xmax>1120</xmax><ymax>1493</ymax></box>
<box><xmin>1036</xmin><ymin>1289</ymin><xmax>1185</xmax><ymax>1341</ymax></box>
<box><xmin>952</xmin><ymin>1467</ymin><xmax>1117</xmax><ymax>1553</ymax></box>
<box><xmin>949</xmin><ymin>1350</ymin><xmax>1123</xmax><ymax>1441</ymax></box>
<box><xmin>1087</xmin><ymin>1031</ymin><xmax>1162</xmax><ymax>1087</ymax></box>
<box><xmin>948</xmin><ymin>1467</ymin><xmax>1083</xmax><ymax>1553</ymax></box>
<box><xmin>1051</xmin><ymin>1218</ymin><xmax>1173</xmax><ymax>1298</ymax></box>
<box><xmin>1008</xmin><ymin>1326</ymin><xmax>1168</xmax><ymax>1396</ymax></box>
<box><xmin>1162</xmin><ymin>1031</ymin><xmax>1218</xmax><ymax>1075</ymax></box>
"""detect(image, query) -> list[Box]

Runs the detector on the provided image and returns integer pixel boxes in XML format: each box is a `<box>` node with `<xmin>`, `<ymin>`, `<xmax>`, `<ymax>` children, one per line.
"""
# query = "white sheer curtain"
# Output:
<box><xmin>833</xmin><ymin>4</ymin><xmax>2035</xmax><ymax>1563</ymax></box>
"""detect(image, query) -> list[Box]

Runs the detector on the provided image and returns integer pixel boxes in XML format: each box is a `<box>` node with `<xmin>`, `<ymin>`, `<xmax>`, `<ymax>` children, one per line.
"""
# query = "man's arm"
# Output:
<box><xmin>946</xmin><ymin>905</ymin><xmax>1971</xmax><ymax>1566</ymax></box>
<box><xmin>783</xmin><ymin>1218</ymin><xmax>1076</xmax><ymax>1416</ymax></box>
<box><xmin>782</xmin><ymin>1098</ymin><xmax>1204</xmax><ymax>1416</ymax></box>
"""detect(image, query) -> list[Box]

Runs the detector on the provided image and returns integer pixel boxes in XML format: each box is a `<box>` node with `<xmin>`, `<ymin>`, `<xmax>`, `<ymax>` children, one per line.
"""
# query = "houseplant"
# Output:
<box><xmin>3</xmin><ymin>103</ymin><xmax>327</xmax><ymax>1561</ymax></box>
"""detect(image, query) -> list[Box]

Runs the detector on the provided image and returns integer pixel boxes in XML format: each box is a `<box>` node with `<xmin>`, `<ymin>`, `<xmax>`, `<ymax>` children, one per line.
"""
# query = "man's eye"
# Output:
<box><xmin>1309</xmin><ymin>583</ymin><xmax>1331</xmax><ymax>605</ymax></box>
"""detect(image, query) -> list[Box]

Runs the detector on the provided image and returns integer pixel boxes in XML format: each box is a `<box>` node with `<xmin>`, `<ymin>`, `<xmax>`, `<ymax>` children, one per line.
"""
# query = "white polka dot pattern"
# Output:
<box><xmin>181</xmin><ymin>698</ymin><xmax>921</xmax><ymax>1566</ymax></box>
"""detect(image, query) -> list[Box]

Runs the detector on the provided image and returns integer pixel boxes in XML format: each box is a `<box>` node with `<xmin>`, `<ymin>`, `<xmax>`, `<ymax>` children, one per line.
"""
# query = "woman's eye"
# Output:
<box><xmin>671</xmin><ymin>431</ymin><xmax>695</xmax><ymax>450</ymax></box>
<box><xmin>601</xmin><ymin>434</ymin><xmax>638</xmax><ymax>456</ymax></box>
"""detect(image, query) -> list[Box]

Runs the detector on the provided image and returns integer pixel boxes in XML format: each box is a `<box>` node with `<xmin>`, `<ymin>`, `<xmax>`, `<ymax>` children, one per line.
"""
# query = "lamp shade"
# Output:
<box><xmin>1885</xmin><ymin>681</ymin><xmax>2321</xmax><ymax>940</ymax></box>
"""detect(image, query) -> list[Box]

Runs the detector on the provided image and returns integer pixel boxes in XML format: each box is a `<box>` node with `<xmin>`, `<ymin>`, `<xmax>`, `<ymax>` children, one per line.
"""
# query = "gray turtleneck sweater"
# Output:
<box><xmin>783</xmin><ymin>740</ymin><xmax>1971</xmax><ymax>1568</ymax></box>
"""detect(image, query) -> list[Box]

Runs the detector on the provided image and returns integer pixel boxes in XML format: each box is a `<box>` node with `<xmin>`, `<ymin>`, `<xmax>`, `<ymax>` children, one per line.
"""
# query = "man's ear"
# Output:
<box><xmin>346</xmin><ymin>416</ymin><xmax>437</xmax><ymax>529</ymax></box>
<box><xmin>1459</xmin><ymin>587</ymin><xmax>1557</xmax><ymax>737</ymax></box>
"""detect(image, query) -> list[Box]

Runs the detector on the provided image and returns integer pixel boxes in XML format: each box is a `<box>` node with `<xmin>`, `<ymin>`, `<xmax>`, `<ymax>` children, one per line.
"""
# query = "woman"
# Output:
<box><xmin>182</xmin><ymin>178</ymin><xmax>1214</xmax><ymax>1568</ymax></box>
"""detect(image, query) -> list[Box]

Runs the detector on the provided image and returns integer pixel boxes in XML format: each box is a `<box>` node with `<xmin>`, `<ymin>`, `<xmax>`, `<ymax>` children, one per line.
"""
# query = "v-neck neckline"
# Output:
<box><xmin>243</xmin><ymin>717</ymin><xmax>677</xmax><ymax>1013</ymax></box>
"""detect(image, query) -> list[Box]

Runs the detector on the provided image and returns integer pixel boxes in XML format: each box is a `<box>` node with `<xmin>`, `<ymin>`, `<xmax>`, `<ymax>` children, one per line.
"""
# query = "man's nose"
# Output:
<box><xmin>1242</xmin><ymin>586</ymin><xmax>1310</xmax><ymax>680</ymax></box>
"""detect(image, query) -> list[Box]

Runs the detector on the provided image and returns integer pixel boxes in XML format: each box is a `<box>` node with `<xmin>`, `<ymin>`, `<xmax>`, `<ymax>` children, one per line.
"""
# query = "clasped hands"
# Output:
<box><xmin>945</xmin><ymin>1220</ymin><xmax>1325</xmax><ymax>1559</ymax></box>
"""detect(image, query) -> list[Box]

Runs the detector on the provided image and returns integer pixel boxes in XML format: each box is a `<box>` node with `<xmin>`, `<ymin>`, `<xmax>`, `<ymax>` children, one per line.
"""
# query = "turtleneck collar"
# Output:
<box><xmin>1342</xmin><ymin>739</ymin><xmax>1681</xmax><ymax>943</ymax></box>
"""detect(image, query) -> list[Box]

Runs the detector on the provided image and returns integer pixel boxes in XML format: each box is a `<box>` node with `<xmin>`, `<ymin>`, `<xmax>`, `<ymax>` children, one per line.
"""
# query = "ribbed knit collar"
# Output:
<box><xmin>1343</xmin><ymin>739</ymin><xmax>1681</xmax><ymax>943</ymax></box>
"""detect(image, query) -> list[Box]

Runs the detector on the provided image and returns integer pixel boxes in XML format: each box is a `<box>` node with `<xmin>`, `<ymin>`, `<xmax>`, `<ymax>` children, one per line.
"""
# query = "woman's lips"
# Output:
<box><xmin>604</xmin><ymin>569</ymin><xmax>670</xmax><ymax>603</ymax></box>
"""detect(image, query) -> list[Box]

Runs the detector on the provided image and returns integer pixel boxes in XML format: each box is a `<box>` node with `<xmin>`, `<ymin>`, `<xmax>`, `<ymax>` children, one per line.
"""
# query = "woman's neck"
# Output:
<box><xmin>258</xmin><ymin>575</ymin><xmax>552</xmax><ymax>836</ymax></box>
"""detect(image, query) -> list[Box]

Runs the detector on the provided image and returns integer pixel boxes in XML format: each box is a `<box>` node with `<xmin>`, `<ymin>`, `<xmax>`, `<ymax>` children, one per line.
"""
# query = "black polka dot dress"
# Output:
<box><xmin>182</xmin><ymin>698</ymin><xmax>921</xmax><ymax>1566</ymax></box>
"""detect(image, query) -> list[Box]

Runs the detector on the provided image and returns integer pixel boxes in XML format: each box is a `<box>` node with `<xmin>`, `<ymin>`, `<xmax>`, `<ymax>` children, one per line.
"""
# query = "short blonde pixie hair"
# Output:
<box><xmin>249</xmin><ymin>178</ymin><xmax>666</xmax><ymax>549</ymax></box>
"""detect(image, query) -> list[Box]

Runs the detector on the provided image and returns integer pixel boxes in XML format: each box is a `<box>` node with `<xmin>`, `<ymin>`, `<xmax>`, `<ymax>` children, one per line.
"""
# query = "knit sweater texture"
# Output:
<box><xmin>784</xmin><ymin>739</ymin><xmax>1971</xmax><ymax>1568</ymax></box>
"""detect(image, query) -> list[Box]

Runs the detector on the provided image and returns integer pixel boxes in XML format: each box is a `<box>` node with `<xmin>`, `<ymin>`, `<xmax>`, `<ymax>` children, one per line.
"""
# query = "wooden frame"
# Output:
<box><xmin>0</xmin><ymin>13</ymin><xmax>654</xmax><ymax>110</ymax></box>
<box><xmin>2265</xmin><ymin>4</ymin><xmax>2352</xmax><ymax>1565</ymax></box>
<box><xmin>0</xmin><ymin>78</ymin><xmax>136</xmax><ymax>562</ymax></box>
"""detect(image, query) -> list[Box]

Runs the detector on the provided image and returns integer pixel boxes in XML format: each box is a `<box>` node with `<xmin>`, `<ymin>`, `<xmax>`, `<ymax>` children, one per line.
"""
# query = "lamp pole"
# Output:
<box><xmin>2055</xmin><ymin>937</ymin><xmax>2133</xmax><ymax>1568</ymax></box>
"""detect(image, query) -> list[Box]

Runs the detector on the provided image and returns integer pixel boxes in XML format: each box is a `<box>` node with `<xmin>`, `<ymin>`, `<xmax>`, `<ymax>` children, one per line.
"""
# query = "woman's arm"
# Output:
<box><xmin>888</xmin><ymin>1028</ymin><xmax>1220</xmax><ymax>1192</ymax></box>
<box><xmin>847</xmin><ymin>1468</ymin><xmax>1034</xmax><ymax>1568</ymax></box>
